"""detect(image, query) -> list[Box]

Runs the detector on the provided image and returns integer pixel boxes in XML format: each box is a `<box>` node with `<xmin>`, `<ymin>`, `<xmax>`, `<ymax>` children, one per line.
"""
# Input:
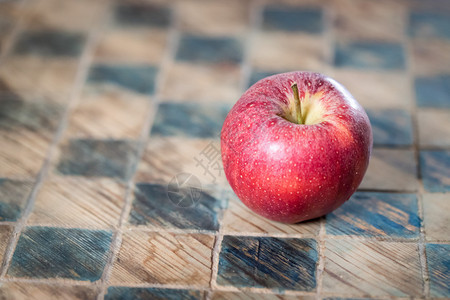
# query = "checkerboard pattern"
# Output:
<box><xmin>0</xmin><ymin>0</ymin><xmax>449</xmax><ymax>299</ymax></box>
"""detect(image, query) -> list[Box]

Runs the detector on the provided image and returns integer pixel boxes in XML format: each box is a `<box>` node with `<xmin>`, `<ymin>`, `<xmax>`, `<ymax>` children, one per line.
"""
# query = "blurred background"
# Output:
<box><xmin>0</xmin><ymin>0</ymin><xmax>449</xmax><ymax>185</ymax></box>
<box><xmin>0</xmin><ymin>0</ymin><xmax>449</xmax><ymax>299</ymax></box>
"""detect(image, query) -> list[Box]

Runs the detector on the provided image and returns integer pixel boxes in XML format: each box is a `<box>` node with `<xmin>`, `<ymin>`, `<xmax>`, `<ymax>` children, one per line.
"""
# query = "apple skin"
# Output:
<box><xmin>220</xmin><ymin>71</ymin><xmax>373</xmax><ymax>223</ymax></box>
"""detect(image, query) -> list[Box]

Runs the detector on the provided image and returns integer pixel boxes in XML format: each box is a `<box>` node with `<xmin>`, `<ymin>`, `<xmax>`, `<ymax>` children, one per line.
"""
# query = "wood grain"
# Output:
<box><xmin>110</xmin><ymin>231</ymin><xmax>214</xmax><ymax>286</ymax></box>
<box><xmin>28</xmin><ymin>178</ymin><xmax>126</xmax><ymax>229</ymax></box>
<box><xmin>0</xmin><ymin>282</ymin><xmax>97</xmax><ymax>300</ymax></box>
<box><xmin>322</xmin><ymin>239</ymin><xmax>423</xmax><ymax>297</ymax></box>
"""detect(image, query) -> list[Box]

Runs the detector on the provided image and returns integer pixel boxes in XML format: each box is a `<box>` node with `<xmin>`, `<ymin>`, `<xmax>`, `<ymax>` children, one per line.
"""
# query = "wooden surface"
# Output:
<box><xmin>0</xmin><ymin>0</ymin><xmax>449</xmax><ymax>299</ymax></box>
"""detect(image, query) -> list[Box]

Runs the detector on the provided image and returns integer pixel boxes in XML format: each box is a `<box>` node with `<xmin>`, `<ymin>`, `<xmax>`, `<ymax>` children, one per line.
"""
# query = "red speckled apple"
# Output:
<box><xmin>221</xmin><ymin>71</ymin><xmax>373</xmax><ymax>223</ymax></box>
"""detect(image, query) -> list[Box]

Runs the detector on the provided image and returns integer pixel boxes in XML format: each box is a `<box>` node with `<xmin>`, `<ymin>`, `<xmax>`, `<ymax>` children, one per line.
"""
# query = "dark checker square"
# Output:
<box><xmin>217</xmin><ymin>236</ymin><xmax>318</xmax><ymax>291</ymax></box>
<box><xmin>105</xmin><ymin>287</ymin><xmax>203</xmax><ymax>300</ymax></box>
<box><xmin>366</xmin><ymin>109</ymin><xmax>413</xmax><ymax>147</ymax></box>
<box><xmin>129</xmin><ymin>183</ymin><xmax>226</xmax><ymax>231</ymax></box>
<box><xmin>150</xmin><ymin>102</ymin><xmax>229</xmax><ymax>138</ymax></box>
<box><xmin>248</xmin><ymin>69</ymin><xmax>286</xmax><ymax>88</ymax></box>
<box><xmin>409</xmin><ymin>11</ymin><xmax>450</xmax><ymax>39</ymax></box>
<box><xmin>176</xmin><ymin>35</ymin><xmax>243</xmax><ymax>64</ymax></box>
<box><xmin>334</xmin><ymin>42</ymin><xmax>405</xmax><ymax>70</ymax></box>
<box><xmin>114</xmin><ymin>3</ymin><xmax>171</xmax><ymax>28</ymax></box>
<box><xmin>326</xmin><ymin>192</ymin><xmax>420</xmax><ymax>238</ymax></box>
<box><xmin>262</xmin><ymin>6</ymin><xmax>323</xmax><ymax>33</ymax></box>
<box><xmin>420</xmin><ymin>150</ymin><xmax>450</xmax><ymax>192</ymax></box>
<box><xmin>12</xmin><ymin>30</ymin><xmax>85</xmax><ymax>57</ymax></box>
<box><xmin>56</xmin><ymin>139</ymin><xmax>139</xmax><ymax>181</ymax></box>
<box><xmin>414</xmin><ymin>74</ymin><xmax>450</xmax><ymax>108</ymax></box>
<box><xmin>0</xmin><ymin>179</ymin><xmax>33</xmax><ymax>222</ymax></box>
<box><xmin>87</xmin><ymin>64</ymin><xmax>158</xmax><ymax>95</ymax></box>
<box><xmin>426</xmin><ymin>243</ymin><xmax>450</xmax><ymax>298</ymax></box>
<box><xmin>0</xmin><ymin>95</ymin><xmax>63</xmax><ymax>133</ymax></box>
<box><xmin>7</xmin><ymin>226</ymin><xmax>112</xmax><ymax>281</ymax></box>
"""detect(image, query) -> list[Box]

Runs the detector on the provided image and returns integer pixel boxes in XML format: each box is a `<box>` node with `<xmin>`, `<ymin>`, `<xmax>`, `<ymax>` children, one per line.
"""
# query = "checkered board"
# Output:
<box><xmin>0</xmin><ymin>0</ymin><xmax>449</xmax><ymax>299</ymax></box>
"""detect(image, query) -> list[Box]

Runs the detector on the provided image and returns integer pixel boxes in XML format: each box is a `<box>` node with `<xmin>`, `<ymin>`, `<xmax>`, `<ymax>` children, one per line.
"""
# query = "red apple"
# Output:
<box><xmin>220</xmin><ymin>71</ymin><xmax>372</xmax><ymax>223</ymax></box>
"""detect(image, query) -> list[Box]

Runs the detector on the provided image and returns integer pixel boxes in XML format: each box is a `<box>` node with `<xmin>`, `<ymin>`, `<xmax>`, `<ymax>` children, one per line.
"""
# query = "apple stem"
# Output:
<box><xmin>291</xmin><ymin>83</ymin><xmax>303</xmax><ymax>124</ymax></box>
